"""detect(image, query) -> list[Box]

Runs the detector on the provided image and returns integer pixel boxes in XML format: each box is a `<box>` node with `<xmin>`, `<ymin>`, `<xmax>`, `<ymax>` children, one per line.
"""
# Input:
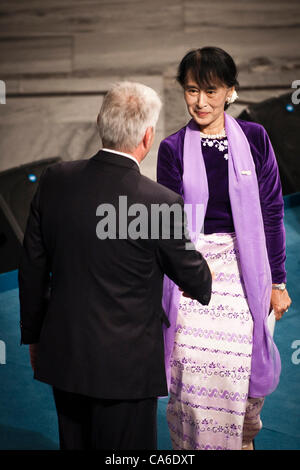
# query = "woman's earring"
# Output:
<box><xmin>226</xmin><ymin>90</ymin><xmax>239</xmax><ymax>104</ymax></box>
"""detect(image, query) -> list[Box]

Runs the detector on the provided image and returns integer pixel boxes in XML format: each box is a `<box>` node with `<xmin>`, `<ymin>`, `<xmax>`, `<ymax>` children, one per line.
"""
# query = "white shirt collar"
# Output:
<box><xmin>102</xmin><ymin>148</ymin><xmax>140</xmax><ymax>168</ymax></box>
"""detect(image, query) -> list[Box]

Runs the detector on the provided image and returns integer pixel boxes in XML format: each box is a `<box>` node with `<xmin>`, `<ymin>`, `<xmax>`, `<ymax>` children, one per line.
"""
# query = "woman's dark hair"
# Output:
<box><xmin>177</xmin><ymin>47</ymin><xmax>239</xmax><ymax>109</ymax></box>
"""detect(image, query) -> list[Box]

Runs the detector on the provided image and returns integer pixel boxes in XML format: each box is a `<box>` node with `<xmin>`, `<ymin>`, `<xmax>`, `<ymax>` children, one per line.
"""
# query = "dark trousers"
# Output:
<box><xmin>52</xmin><ymin>387</ymin><xmax>158</xmax><ymax>450</ymax></box>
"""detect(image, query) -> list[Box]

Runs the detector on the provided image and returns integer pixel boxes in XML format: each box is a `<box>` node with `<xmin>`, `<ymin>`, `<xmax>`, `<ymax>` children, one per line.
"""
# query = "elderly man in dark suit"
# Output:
<box><xmin>19</xmin><ymin>81</ymin><xmax>212</xmax><ymax>450</ymax></box>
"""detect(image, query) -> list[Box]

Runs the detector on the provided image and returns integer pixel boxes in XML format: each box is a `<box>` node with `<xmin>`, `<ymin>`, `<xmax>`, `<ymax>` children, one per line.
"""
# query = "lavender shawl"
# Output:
<box><xmin>162</xmin><ymin>113</ymin><xmax>281</xmax><ymax>398</ymax></box>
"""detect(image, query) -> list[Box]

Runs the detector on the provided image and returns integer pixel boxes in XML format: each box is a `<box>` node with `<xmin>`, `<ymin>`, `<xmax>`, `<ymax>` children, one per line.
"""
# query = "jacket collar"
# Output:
<box><xmin>91</xmin><ymin>149</ymin><xmax>140</xmax><ymax>173</ymax></box>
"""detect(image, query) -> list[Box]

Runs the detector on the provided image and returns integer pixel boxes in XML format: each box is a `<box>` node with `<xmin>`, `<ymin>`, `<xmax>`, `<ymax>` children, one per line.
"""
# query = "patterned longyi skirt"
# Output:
<box><xmin>167</xmin><ymin>232</ymin><xmax>265</xmax><ymax>450</ymax></box>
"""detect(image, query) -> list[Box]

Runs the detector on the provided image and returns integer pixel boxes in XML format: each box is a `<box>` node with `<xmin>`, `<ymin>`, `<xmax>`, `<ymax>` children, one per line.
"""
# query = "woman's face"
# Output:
<box><xmin>183</xmin><ymin>70</ymin><xmax>234</xmax><ymax>130</ymax></box>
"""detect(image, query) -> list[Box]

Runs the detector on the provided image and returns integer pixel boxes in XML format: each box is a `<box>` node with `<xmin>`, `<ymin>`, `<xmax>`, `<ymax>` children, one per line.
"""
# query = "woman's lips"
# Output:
<box><xmin>196</xmin><ymin>111</ymin><xmax>209</xmax><ymax>117</ymax></box>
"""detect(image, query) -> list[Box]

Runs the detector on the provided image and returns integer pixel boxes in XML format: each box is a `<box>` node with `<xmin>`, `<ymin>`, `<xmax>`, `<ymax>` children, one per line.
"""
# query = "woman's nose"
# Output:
<box><xmin>197</xmin><ymin>91</ymin><xmax>207</xmax><ymax>108</ymax></box>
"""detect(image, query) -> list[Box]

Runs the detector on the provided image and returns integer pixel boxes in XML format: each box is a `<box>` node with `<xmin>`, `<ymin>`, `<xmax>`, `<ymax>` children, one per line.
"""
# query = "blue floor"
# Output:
<box><xmin>0</xmin><ymin>193</ymin><xmax>300</xmax><ymax>450</ymax></box>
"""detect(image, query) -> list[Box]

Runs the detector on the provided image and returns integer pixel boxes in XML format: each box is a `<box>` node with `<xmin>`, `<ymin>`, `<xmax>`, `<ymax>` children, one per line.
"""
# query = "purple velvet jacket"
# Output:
<box><xmin>157</xmin><ymin>119</ymin><xmax>286</xmax><ymax>284</ymax></box>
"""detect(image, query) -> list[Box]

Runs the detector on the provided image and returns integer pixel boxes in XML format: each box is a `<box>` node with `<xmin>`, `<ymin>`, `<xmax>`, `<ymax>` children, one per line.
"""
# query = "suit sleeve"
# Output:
<box><xmin>156</xmin><ymin>195</ymin><xmax>212</xmax><ymax>305</ymax></box>
<box><xmin>18</xmin><ymin>169</ymin><xmax>51</xmax><ymax>344</ymax></box>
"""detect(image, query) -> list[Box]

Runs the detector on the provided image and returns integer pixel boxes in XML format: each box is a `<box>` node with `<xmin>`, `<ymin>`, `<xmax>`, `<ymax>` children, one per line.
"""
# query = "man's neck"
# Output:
<box><xmin>102</xmin><ymin>148</ymin><xmax>141</xmax><ymax>167</ymax></box>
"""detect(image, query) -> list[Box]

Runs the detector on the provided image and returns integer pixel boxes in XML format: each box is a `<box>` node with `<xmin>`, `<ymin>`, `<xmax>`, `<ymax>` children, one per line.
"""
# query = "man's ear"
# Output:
<box><xmin>143</xmin><ymin>126</ymin><xmax>154</xmax><ymax>151</ymax></box>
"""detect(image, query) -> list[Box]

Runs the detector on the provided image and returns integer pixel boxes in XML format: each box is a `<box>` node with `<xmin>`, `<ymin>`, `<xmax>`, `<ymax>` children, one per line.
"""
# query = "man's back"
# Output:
<box><xmin>19</xmin><ymin>81</ymin><xmax>212</xmax><ymax>450</ymax></box>
<box><xmin>19</xmin><ymin>150</ymin><xmax>211</xmax><ymax>399</ymax></box>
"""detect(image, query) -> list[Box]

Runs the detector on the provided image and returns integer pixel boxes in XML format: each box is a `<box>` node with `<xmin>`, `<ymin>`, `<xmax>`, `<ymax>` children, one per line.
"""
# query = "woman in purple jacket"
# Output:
<box><xmin>157</xmin><ymin>47</ymin><xmax>292</xmax><ymax>450</ymax></box>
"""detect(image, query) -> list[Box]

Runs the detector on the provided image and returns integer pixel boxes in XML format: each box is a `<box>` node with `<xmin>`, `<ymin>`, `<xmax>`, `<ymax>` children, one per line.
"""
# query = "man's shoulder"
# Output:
<box><xmin>40</xmin><ymin>159</ymin><xmax>90</xmax><ymax>187</ymax></box>
<box><xmin>138</xmin><ymin>173</ymin><xmax>182</xmax><ymax>205</ymax></box>
<box><xmin>45</xmin><ymin>159</ymin><xmax>89</xmax><ymax>176</ymax></box>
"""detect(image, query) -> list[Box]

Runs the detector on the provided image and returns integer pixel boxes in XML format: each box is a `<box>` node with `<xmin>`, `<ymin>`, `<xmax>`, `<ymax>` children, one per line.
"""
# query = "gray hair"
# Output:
<box><xmin>97</xmin><ymin>81</ymin><xmax>162</xmax><ymax>152</ymax></box>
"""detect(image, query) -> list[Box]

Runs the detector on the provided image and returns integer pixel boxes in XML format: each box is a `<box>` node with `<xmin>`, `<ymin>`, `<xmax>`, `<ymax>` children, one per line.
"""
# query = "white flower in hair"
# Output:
<box><xmin>226</xmin><ymin>90</ymin><xmax>238</xmax><ymax>104</ymax></box>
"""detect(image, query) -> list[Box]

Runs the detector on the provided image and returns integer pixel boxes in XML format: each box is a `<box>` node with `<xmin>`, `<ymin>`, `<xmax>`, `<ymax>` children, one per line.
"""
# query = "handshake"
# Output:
<box><xmin>180</xmin><ymin>265</ymin><xmax>215</xmax><ymax>298</ymax></box>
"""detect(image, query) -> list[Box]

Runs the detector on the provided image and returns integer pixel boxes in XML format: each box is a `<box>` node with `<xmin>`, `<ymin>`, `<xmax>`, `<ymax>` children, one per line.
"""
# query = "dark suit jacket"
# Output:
<box><xmin>19</xmin><ymin>150</ymin><xmax>212</xmax><ymax>399</ymax></box>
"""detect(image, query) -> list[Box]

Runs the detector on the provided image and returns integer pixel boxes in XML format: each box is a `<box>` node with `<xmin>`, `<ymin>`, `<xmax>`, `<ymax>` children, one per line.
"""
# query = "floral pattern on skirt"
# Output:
<box><xmin>167</xmin><ymin>232</ymin><xmax>264</xmax><ymax>450</ymax></box>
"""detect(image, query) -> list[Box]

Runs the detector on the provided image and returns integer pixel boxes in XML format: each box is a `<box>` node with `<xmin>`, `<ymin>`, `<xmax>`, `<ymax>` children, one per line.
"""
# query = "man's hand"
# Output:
<box><xmin>29</xmin><ymin>344</ymin><xmax>39</xmax><ymax>371</ymax></box>
<box><xmin>179</xmin><ymin>288</ymin><xmax>194</xmax><ymax>298</ymax></box>
<box><xmin>179</xmin><ymin>268</ymin><xmax>215</xmax><ymax>299</ymax></box>
<box><xmin>270</xmin><ymin>288</ymin><xmax>292</xmax><ymax>321</ymax></box>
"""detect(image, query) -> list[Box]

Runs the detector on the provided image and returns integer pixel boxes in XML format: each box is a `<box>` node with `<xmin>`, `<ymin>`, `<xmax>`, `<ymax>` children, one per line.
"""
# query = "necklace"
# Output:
<box><xmin>199</xmin><ymin>128</ymin><xmax>226</xmax><ymax>139</ymax></box>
